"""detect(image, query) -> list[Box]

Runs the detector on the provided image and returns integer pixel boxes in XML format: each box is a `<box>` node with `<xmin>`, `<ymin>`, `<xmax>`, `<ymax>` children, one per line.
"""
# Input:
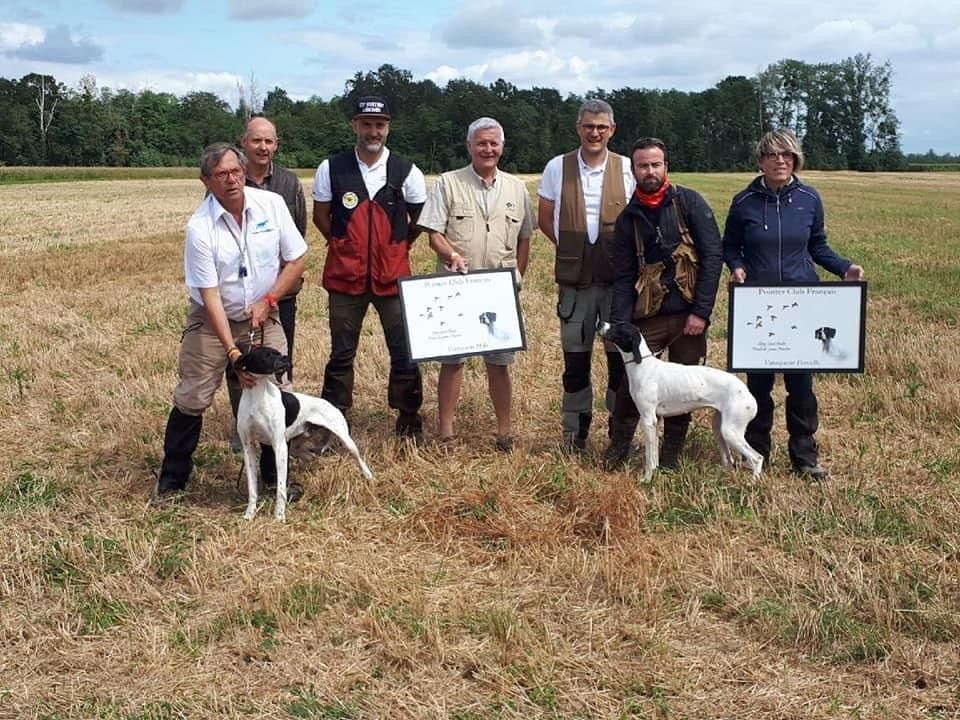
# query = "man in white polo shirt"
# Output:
<box><xmin>154</xmin><ymin>142</ymin><xmax>307</xmax><ymax>501</ymax></box>
<box><xmin>538</xmin><ymin>99</ymin><xmax>635</xmax><ymax>453</ymax></box>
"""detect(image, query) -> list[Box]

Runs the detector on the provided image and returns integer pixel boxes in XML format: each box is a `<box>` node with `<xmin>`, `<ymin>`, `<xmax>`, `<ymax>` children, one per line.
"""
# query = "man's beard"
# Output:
<box><xmin>639</xmin><ymin>176</ymin><xmax>664</xmax><ymax>193</ymax></box>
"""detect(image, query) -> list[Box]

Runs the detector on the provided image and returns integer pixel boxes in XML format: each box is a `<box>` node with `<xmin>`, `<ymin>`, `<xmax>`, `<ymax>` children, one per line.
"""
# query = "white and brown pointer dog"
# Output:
<box><xmin>600</xmin><ymin>322</ymin><xmax>763</xmax><ymax>481</ymax></box>
<box><xmin>233</xmin><ymin>346</ymin><xmax>373</xmax><ymax>521</ymax></box>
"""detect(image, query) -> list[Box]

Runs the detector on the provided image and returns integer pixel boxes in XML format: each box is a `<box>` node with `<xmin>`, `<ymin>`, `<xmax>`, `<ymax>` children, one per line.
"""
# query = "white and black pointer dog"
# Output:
<box><xmin>600</xmin><ymin>322</ymin><xmax>764</xmax><ymax>481</ymax></box>
<box><xmin>233</xmin><ymin>346</ymin><xmax>374</xmax><ymax>521</ymax></box>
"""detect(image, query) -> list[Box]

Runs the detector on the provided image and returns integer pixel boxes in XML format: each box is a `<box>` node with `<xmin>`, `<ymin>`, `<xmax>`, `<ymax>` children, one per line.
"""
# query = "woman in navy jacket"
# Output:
<box><xmin>723</xmin><ymin>129</ymin><xmax>864</xmax><ymax>481</ymax></box>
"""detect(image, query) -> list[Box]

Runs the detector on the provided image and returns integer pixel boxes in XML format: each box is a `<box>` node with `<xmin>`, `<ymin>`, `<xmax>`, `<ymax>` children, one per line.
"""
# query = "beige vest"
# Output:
<box><xmin>433</xmin><ymin>165</ymin><xmax>529</xmax><ymax>279</ymax></box>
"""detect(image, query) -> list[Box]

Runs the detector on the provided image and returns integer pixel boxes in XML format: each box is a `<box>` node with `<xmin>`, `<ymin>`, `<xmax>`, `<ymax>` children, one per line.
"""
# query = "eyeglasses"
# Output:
<box><xmin>580</xmin><ymin>123</ymin><xmax>611</xmax><ymax>134</ymax></box>
<box><xmin>210</xmin><ymin>167</ymin><xmax>245</xmax><ymax>182</ymax></box>
<box><xmin>762</xmin><ymin>151</ymin><xmax>794</xmax><ymax>161</ymax></box>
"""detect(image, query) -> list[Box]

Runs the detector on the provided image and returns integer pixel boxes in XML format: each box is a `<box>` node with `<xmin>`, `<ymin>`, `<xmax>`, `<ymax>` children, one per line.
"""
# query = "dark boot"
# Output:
<box><xmin>603</xmin><ymin>417</ymin><xmax>637</xmax><ymax>469</ymax></box>
<box><xmin>660</xmin><ymin>415</ymin><xmax>690</xmax><ymax>471</ymax></box>
<box><xmin>157</xmin><ymin>408</ymin><xmax>202</xmax><ymax>494</ymax></box>
<box><xmin>563</xmin><ymin>412</ymin><xmax>591</xmax><ymax>452</ymax></box>
<box><xmin>259</xmin><ymin>445</ymin><xmax>278</xmax><ymax>487</ymax></box>
<box><xmin>604</xmin><ymin>378</ymin><xmax>639</xmax><ymax>469</ymax></box>
<box><xmin>395</xmin><ymin>412</ymin><xmax>424</xmax><ymax>444</ymax></box>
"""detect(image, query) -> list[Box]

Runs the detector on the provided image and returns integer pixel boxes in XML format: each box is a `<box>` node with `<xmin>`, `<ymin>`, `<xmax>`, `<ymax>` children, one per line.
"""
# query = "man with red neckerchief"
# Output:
<box><xmin>603</xmin><ymin>137</ymin><xmax>723</xmax><ymax>470</ymax></box>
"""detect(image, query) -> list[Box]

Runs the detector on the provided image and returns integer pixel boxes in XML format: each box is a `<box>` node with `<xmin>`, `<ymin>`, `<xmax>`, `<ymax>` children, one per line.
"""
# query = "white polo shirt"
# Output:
<box><xmin>184</xmin><ymin>187</ymin><xmax>308</xmax><ymax>321</ymax></box>
<box><xmin>312</xmin><ymin>146</ymin><xmax>427</xmax><ymax>204</ymax></box>
<box><xmin>538</xmin><ymin>150</ymin><xmax>635</xmax><ymax>244</ymax></box>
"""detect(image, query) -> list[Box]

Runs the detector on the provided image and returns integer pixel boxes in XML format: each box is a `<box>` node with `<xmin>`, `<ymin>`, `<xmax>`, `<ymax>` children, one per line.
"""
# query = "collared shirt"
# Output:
<box><xmin>312</xmin><ymin>147</ymin><xmax>427</xmax><ymax>204</ymax></box>
<box><xmin>184</xmin><ymin>186</ymin><xmax>308</xmax><ymax>321</ymax></box>
<box><xmin>245</xmin><ymin>162</ymin><xmax>308</xmax><ymax>237</ymax></box>
<box><xmin>538</xmin><ymin>149</ymin><xmax>635</xmax><ymax>244</ymax></box>
<box><xmin>469</xmin><ymin>166</ymin><xmax>502</xmax><ymax>228</ymax></box>
<box><xmin>418</xmin><ymin>164</ymin><xmax>535</xmax><ymax>274</ymax></box>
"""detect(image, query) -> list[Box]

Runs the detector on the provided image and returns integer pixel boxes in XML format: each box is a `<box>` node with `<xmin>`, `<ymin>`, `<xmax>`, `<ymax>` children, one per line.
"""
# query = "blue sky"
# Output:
<box><xmin>2</xmin><ymin>0</ymin><xmax>959</xmax><ymax>154</ymax></box>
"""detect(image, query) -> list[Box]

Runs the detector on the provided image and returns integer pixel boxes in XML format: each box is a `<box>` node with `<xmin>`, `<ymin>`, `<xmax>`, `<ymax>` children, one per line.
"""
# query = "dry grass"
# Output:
<box><xmin>0</xmin><ymin>172</ymin><xmax>958</xmax><ymax>719</ymax></box>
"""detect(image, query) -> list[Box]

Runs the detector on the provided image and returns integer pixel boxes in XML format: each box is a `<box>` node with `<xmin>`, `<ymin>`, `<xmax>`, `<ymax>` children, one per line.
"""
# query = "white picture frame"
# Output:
<box><xmin>398</xmin><ymin>268</ymin><xmax>527</xmax><ymax>363</ymax></box>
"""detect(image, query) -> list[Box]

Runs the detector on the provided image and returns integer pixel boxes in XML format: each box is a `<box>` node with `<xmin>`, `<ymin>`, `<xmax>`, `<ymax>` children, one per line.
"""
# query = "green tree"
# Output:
<box><xmin>0</xmin><ymin>76</ymin><xmax>42</xmax><ymax>164</ymax></box>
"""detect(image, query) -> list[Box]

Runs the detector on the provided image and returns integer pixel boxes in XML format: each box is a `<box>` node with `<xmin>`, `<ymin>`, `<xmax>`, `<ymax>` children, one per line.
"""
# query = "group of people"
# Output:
<box><xmin>153</xmin><ymin>95</ymin><xmax>864</xmax><ymax>504</ymax></box>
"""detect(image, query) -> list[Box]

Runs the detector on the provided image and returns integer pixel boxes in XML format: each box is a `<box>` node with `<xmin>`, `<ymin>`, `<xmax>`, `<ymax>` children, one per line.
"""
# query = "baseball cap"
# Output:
<box><xmin>353</xmin><ymin>96</ymin><xmax>391</xmax><ymax>119</ymax></box>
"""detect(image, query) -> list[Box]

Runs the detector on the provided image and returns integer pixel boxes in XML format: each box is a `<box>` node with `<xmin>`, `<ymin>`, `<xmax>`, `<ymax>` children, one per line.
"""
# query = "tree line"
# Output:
<box><xmin>0</xmin><ymin>54</ymin><xmax>904</xmax><ymax>173</ymax></box>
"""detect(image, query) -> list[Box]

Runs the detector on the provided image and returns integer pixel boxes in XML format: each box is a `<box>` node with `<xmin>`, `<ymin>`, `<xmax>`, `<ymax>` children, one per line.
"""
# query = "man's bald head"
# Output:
<box><xmin>241</xmin><ymin>116</ymin><xmax>279</xmax><ymax>175</ymax></box>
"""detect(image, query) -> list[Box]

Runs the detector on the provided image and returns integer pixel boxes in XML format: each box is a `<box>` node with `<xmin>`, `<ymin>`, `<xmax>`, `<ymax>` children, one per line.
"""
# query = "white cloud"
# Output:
<box><xmin>425</xmin><ymin>64</ymin><xmax>460</xmax><ymax>86</ymax></box>
<box><xmin>933</xmin><ymin>26</ymin><xmax>960</xmax><ymax>50</ymax></box>
<box><xmin>9</xmin><ymin>24</ymin><xmax>103</xmax><ymax>64</ymax></box>
<box><xmin>438</xmin><ymin>3</ymin><xmax>544</xmax><ymax>48</ymax></box>
<box><xmin>106</xmin><ymin>0</ymin><xmax>186</xmax><ymax>13</ymax></box>
<box><xmin>0</xmin><ymin>22</ymin><xmax>44</xmax><ymax>52</ymax></box>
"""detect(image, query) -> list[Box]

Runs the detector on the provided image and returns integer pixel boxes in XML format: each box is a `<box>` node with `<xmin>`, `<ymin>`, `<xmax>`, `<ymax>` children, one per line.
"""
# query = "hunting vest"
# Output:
<box><xmin>632</xmin><ymin>189</ymin><xmax>699</xmax><ymax>319</ymax></box>
<box><xmin>322</xmin><ymin>150</ymin><xmax>415</xmax><ymax>296</ymax></box>
<box><xmin>433</xmin><ymin>165</ymin><xmax>529</xmax><ymax>279</ymax></box>
<box><xmin>554</xmin><ymin>151</ymin><xmax>627</xmax><ymax>288</ymax></box>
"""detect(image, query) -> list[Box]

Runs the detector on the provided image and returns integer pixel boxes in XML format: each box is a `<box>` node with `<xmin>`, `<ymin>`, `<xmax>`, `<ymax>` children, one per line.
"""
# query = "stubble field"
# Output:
<box><xmin>0</xmin><ymin>169</ymin><xmax>959</xmax><ymax>719</ymax></box>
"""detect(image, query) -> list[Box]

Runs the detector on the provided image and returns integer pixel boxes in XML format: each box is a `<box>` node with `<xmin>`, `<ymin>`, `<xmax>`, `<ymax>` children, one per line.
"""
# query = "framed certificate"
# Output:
<box><xmin>398</xmin><ymin>268</ymin><xmax>527</xmax><ymax>363</ymax></box>
<box><xmin>726</xmin><ymin>282</ymin><xmax>866</xmax><ymax>373</ymax></box>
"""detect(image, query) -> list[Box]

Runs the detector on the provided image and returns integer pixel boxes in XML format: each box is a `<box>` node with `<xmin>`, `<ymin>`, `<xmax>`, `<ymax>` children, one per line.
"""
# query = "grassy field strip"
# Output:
<box><xmin>0</xmin><ymin>172</ymin><xmax>958</xmax><ymax>718</ymax></box>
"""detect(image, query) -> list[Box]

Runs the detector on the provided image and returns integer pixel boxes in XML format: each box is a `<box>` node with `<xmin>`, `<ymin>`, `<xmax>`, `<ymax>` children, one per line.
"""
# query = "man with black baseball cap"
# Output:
<box><xmin>312</xmin><ymin>96</ymin><xmax>428</xmax><ymax>442</ymax></box>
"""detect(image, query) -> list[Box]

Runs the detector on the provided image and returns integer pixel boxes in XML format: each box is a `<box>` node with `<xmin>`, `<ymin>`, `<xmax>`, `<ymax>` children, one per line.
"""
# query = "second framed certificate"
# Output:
<box><xmin>727</xmin><ymin>282</ymin><xmax>866</xmax><ymax>373</ymax></box>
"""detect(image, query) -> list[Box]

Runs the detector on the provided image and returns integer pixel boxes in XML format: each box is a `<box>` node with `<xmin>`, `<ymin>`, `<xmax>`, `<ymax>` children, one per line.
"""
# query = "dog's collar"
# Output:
<box><xmin>624</xmin><ymin>349</ymin><xmax>659</xmax><ymax>365</ymax></box>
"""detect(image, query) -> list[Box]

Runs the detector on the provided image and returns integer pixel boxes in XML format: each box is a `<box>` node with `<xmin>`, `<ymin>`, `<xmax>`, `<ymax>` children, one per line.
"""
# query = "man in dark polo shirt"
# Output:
<box><xmin>226</xmin><ymin>115</ymin><xmax>309</xmax><ymax>499</ymax></box>
<box><xmin>240</xmin><ymin>115</ymin><xmax>307</xmax><ymax>370</ymax></box>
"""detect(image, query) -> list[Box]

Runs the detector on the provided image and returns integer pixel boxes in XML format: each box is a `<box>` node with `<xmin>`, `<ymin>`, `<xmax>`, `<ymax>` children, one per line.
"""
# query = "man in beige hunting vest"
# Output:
<box><xmin>418</xmin><ymin>117</ymin><xmax>536</xmax><ymax>452</ymax></box>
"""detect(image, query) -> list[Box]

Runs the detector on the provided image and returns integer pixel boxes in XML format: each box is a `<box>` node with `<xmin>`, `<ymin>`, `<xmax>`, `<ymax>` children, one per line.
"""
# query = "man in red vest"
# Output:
<box><xmin>312</xmin><ymin>97</ymin><xmax>427</xmax><ymax>442</ymax></box>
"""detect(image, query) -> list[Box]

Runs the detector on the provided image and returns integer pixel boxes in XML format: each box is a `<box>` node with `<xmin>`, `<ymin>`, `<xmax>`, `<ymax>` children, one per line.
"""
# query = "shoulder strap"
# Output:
<box><xmin>386</xmin><ymin>153</ymin><xmax>413</xmax><ymax>191</ymax></box>
<box><xmin>672</xmin><ymin>187</ymin><xmax>693</xmax><ymax>246</ymax></box>
<box><xmin>632</xmin><ymin>215</ymin><xmax>645</xmax><ymax>266</ymax></box>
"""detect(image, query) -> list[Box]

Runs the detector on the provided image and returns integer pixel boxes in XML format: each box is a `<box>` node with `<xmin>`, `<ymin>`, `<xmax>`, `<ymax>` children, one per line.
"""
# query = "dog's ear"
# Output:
<box><xmin>274</xmin><ymin>354</ymin><xmax>292</xmax><ymax>383</ymax></box>
<box><xmin>825</xmin><ymin>327</ymin><xmax>836</xmax><ymax>339</ymax></box>
<box><xmin>606</xmin><ymin>323</ymin><xmax>632</xmax><ymax>353</ymax></box>
<box><xmin>631</xmin><ymin>333</ymin><xmax>643</xmax><ymax>364</ymax></box>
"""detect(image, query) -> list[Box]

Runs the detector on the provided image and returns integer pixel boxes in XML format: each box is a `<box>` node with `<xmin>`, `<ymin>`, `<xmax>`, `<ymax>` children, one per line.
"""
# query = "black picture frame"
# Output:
<box><xmin>398</xmin><ymin>268</ymin><xmax>527</xmax><ymax>363</ymax></box>
<box><xmin>726</xmin><ymin>281</ymin><xmax>866</xmax><ymax>373</ymax></box>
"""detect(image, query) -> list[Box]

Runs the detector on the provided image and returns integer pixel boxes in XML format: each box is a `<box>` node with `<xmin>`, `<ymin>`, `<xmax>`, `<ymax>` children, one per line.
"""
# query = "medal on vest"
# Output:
<box><xmin>342</xmin><ymin>192</ymin><xmax>359</xmax><ymax>209</ymax></box>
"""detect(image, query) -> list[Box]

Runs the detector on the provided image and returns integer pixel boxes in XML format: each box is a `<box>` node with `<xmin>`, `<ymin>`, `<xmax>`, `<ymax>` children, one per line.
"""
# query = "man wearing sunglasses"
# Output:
<box><xmin>538</xmin><ymin>99</ymin><xmax>635</xmax><ymax>454</ymax></box>
<box><xmin>154</xmin><ymin>142</ymin><xmax>307</xmax><ymax>503</ymax></box>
